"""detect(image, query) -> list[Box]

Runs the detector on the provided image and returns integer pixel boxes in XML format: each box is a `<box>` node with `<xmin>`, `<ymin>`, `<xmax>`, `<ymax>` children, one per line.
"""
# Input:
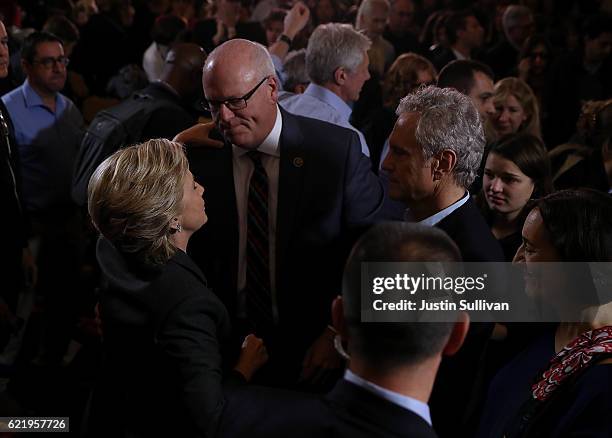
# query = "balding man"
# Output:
<box><xmin>356</xmin><ymin>0</ymin><xmax>395</xmax><ymax>78</ymax></box>
<box><xmin>186</xmin><ymin>39</ymin><xmax>384</xmax><ymax>386</ymax></box>
<box><xmin>72</xmin><ymin>43</ymin><xmax>207</xmax><ymax>205</ymax></box>
<box><xmin>138</xmin><ymin>43</ymin><xmax>207</xmax><ymax>139</ymax></box>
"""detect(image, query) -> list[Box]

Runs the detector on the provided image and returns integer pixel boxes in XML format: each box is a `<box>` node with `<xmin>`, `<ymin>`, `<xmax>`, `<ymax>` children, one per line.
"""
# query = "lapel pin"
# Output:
<box><xmin>292</xmin><ymin>157</ymin><xmax>304</xmax><ymax>168</ymax></box>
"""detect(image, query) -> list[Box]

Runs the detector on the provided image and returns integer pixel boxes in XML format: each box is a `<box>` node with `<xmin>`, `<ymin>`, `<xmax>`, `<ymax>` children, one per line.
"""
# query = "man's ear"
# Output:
<box><xmin>431</xmin><ymin>149</ymin><xmax>457</xmax><ymax>181</ymax></box>
<box><xmin>268</xmin><ymin>75</ymin><xmax>279</xmax><ymax>103</ymax></box>
<box><xmin>333</xmin><ymin>66</ymin><xmax>347</xmax><ymax>86</ymax></box>
<box><xmin>331</xmin><ymin>295</ymin><xmax>348</xmax><ymax>342</ymax></box>
<box><xmin>443</xmin><ymin>312</ymin><xmax>470</xmax><ymax>356</ymax></box>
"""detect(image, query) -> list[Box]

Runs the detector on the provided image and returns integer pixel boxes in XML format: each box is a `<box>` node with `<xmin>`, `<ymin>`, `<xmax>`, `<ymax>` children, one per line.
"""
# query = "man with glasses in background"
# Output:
<box><xmin>183</xmin><ymin>38</ymin><xmax>385</xmax><ymax>389</ymax></box>
<box><xmin>2</xmin><ymin>31</ymin><xmax>84</xmax><ymax>367</ymax></box>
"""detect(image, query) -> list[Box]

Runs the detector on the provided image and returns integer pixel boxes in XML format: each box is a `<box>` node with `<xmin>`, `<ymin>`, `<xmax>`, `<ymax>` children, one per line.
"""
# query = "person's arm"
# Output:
<box><xmin>173</xmin><ymin>122</ymin><xmax>225</xmax><ymax>148</ymax></box>
<box><xmin>268</xmin><ymin>2</ymin><xmax>310</xmax><ymax>62</ymax></box>
<box><xmin>157</xmin><ymin>295</ymin><xmax>266</xmax><ymax>436</ymax></box>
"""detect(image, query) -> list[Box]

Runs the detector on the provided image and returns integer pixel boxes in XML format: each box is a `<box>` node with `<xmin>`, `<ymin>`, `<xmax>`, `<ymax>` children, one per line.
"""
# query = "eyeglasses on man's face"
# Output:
<box><xmin>201</xmin><ymin>76</ymin><xmax>270</xmax><ymax>113</ymax></box>
<box><xmin>32</xmin><ymin>56</ymin><xmax>70</xmax><ymax>68</ymax></box>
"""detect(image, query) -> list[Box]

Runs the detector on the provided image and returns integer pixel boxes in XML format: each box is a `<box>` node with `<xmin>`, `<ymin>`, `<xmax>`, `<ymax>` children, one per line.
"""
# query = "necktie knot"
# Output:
<box><xmin>247</xmin><ymin>150</ymin><xmax>264</xmax><ymax>168</ymax></box>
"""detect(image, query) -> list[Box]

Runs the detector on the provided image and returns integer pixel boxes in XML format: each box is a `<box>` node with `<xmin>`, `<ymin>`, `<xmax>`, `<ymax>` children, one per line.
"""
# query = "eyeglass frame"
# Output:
<box><xmin>201</xmin><ymin>76</ymin><xmax>270</xmax><ymax>113</ymax></box>
<box><xmin>31</xmin><ymin>56</ymin><xmax>70</xmax><ymax>68</ymax></box>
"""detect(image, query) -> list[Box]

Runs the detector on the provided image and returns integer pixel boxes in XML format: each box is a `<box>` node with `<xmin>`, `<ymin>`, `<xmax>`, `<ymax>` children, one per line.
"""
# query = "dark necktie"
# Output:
<box><xmin>246</xmin><ymin>151</ymin><xmax>274</xmax><ymax>331</ymax></box>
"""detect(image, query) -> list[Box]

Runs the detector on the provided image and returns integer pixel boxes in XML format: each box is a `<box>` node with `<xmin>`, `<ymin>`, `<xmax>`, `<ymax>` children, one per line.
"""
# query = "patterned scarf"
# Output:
<box><xmin>532</xmin><ymin>326</ymin><xmax>612</xmax><ymax>401</ymax></box>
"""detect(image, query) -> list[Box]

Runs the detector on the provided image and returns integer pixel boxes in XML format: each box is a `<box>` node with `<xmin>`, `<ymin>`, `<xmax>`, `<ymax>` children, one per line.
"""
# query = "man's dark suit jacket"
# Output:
<box><xmin>88</xmin><ymin>238</ymin><xmax>243</xmax><ymax>438</ymax></box>
<box><xmin>217</xmin><ymin>379</ymin><xmax>438</xmax><ymax>438</ymax></box>
<box><xmin>436</xmin><ymin>196</ymin><xmax>504</xmax><ymax>263</ymax></box>
<box><xmin>186</xmin><ymin>108</ymin><xmax>385</xmax><ymax>380</ymax></box>
<box><xmin>431</xmin><ymin>196</ymin><xmax>504</xmax><ymax>437</ymax></box>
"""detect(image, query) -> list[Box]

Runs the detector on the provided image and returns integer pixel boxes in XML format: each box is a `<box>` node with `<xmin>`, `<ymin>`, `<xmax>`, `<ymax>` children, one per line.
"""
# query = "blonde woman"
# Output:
<box><xmin>490</xmin><ymin>77</ymin><xmax>541</xmax><ymax>141</ymax></box>
<box><xmin>86</xmin><ymin>139</ymin><xmax>267</xmax><ymax>438</ymax></box>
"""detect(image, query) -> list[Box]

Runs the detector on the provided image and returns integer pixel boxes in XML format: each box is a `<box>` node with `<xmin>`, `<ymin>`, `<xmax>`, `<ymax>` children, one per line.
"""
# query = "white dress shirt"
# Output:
<box><xmin>404</xmin><ymin>192</ymin><xmax>470</xmax><ymax>227</ymax></box>
<box><xmin>344</xmin><ymin>369</ymin><xmax>432</xmax><ymax>425</ymax></box>
<box><xmin>232</xmin><ymin>106</ymin><xmax>282</xmax><ymax>319</ymax></box>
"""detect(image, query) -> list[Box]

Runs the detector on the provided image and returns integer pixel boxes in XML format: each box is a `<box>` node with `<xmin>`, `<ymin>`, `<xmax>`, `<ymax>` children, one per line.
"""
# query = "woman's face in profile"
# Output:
<box><xmin>493</xmin><ymin>94</ymin><xmax>527</xmax><ymax>136</ymax></box>
<box><xmin>177</xmin><ymin>170</ymin><xmax>207</xmax><ymax>234</ymax></box>
<box><xmin>514</xmin><ymin>208</ymin><xmax>562</xmax><ymax>300</ymax></box>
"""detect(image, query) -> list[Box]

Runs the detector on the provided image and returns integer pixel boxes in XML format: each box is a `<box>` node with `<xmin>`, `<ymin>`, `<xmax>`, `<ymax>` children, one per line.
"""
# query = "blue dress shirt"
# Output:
<box><xmin>279</xmin><ymin>83</ymin><xmax>370</xmax><ymax>157</ymax></box>
<box><xmin>2</xmin><ymin>80</ymin><xmax>84</xmax><ymax>212</ymax></box>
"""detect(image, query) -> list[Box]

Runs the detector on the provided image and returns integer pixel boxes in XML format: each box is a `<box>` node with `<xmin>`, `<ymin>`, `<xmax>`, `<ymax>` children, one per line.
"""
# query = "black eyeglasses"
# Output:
<box><xmin>202</xmin><ymin>76</ymin><xmax>269</xmax><ymax>113</ymax></box>
<box><xmin>33</xmin><ymin>56</ymin><xmax>70</xmax><ymax>68</ymax></box>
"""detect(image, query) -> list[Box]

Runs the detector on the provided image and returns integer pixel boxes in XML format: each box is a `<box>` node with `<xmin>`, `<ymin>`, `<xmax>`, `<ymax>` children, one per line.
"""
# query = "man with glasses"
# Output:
<box><xmin>2</xmin><ymin>31</ymin><xmax>84</xmax><ymax>366</ymax></box>
<box><xmin>186</xmin><ymin>38</ymin><xmax>385</xmax><ymax>388</ymax></box>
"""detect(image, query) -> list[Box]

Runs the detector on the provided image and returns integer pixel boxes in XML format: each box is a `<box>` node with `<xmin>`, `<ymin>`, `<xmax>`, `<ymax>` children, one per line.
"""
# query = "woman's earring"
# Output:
<box><xmin>176</xmin><ymin>223</ymin><xmax>182</xmax><ymax>233</ymax></box>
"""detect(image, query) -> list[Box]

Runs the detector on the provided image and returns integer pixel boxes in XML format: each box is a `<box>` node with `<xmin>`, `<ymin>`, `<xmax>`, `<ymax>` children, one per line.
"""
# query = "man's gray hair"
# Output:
<box><xmin>396</xmin><ymin>86</ymin><xmax>485</xmax><ymax>189</ymax></box>
<box><xmin>502</xmin><ymin>5</ymin><xmax>533</xmax><ymax>33</ymax></box>
<box><xmin>283</xmin><ymin>49</ymin><xmax>309</xmax><ymax>91</ymax></box>
<box><xmin>306</xmin><ymin>23</ymin><xmax>371</xmax><ymax>85</ymax></box>
<box><xmin>356</xmin><ymin>0</ymin><xmax>391</xmax><ymax>31</ymax></box>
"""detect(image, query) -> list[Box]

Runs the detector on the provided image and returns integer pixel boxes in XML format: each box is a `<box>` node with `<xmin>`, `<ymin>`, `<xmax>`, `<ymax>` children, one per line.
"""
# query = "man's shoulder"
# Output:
<box><xmin>281</xmin><ymin>108</ymin><xmax>360</xmax><ymax>143</ymax></box>
<box><xmin>280</xmin><ymin>91</ymin><xmax>343</xmax><ymax>121</ymax></box>
<box><xmin>1</xmin><ymin>85</ymin><xmax>25</xmax><ymax>108</ymax></box>
<box><xmin>324</xmin><ymin>380</ymin><xmax>437</xmax><ymax>438</ymax></box>
<box><xmin>437</xmin><ymin>197</ymin><xmax>504</xmax><ymax>262</ymax></box>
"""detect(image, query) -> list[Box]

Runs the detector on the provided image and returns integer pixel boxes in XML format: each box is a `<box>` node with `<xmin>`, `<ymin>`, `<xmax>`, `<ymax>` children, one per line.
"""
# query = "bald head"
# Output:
<box><xmin>161</xmin><ymin>42</ymin><xmax>206</xmax><ymax>99</ymax></box>
<box><xmin>204</xmin><ymin>39</ymin><xmax>275</xmax><ymax>85</ymax></box>
<box><xmin>202</xmin><ymin>39</ymin><xmax>279</xmax><ymax>149</ymax></box>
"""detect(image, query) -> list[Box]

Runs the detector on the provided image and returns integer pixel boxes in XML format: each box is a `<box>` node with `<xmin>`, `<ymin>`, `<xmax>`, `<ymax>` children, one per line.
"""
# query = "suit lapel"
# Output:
<box><xmin>276</xmin><ymin>109</ymin><xmax>306</xmax><ymax>277</ymax></box>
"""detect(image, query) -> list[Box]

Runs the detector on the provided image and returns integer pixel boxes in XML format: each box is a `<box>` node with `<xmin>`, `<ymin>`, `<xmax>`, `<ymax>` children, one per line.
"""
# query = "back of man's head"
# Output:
<box><xmin>162</xmin><ymin>42</ymin><xmax>207</xmax><ymax>98</ymax></box>
<box><xmin>283</xmin><ymin>49</ymin><xmax>309</xmax><ymax>94</ymax></box>
<box><xmin>437</xmin><ymin>59</ymin><xmax>493</xmax><ymax>95</ymax></box>
<box><xmin>342</xmin><ymin>222</ymin><xmax>461</xmax><ymax>369</ymax></box>
<box><xmin>306</xmin><ymin>23</ymin><xmax>371</xmax><ymax>86</ymax></box>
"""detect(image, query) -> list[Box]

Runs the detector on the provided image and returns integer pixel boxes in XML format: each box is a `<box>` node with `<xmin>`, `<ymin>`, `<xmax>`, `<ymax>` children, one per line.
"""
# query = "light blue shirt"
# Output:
<box><xmin>279</xmin><ymin>83</ymin><xmax>370</xmax><ymax>157</ymax></box>
<box><xmin>2</xmin><ymin>79</ymin><xmax>84</xmax><ymax>212</ymax></box>
<box><xmin>344</xmin><ymin>369</ymin><xmax>432</xmax><ymax>425</ymax></box>
<box><xmin>404</xmin><ymin>192</ymin><xmax>470</xmax><ymax>227</ymax></box>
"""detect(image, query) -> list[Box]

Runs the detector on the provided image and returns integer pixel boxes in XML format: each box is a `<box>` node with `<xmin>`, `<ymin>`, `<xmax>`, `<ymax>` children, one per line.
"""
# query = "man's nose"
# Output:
<box><xmin>218</xmin><ymin>103</ymin><xmax>234</xmax><ymax>122</ymax></box>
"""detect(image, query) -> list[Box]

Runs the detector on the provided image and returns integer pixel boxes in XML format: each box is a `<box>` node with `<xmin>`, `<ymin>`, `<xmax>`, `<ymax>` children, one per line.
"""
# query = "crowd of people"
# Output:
<box><xmin>0</xmin><ymin>0</ymin><xmax>611</xmax><ymax>437</ymax></box>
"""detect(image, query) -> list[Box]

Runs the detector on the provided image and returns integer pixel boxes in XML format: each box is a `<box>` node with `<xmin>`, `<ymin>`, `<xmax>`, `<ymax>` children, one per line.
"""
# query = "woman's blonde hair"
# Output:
<box><xmin>491</xmin><ymin>77</ymin><xmax>541</xmax><ymax>139</ymax></box>
<box><xmin>87</xmin><ymin>138</ymin><xmax>189</xmax><ymax>266</ymax></box>
<box><xmin>382</xmin><ymin>52</ymin><xmax>437</xmax><ymax>110</ymax></box>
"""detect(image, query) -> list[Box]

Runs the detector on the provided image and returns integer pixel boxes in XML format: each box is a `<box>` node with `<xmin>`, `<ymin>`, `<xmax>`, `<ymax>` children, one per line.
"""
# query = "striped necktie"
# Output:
<box><xmin>246</xmin><ymin>151</ymin><xmax>274</xmax><ymax>332</ymax></box>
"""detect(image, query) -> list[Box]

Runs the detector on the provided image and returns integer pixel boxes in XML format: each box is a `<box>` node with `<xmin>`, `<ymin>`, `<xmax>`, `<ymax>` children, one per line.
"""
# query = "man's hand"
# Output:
<box><xmin>173</xmin><ymin>122</ymin><xmax>225</xmax><ymax>148</ymax></box>
<box><xmin>300</xmin><ymin>326</ymin><xmax>343</xmax><ymax>383</ymax></box>
<box><xmin>234</xmin><ymin>334</ymin><xmax>268</xmax><ymax>381</ymax></box>
<box><xmin>283</xmin><ymin>1</ymin><xmax>310</xmax><ymax>39</ymax></box>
